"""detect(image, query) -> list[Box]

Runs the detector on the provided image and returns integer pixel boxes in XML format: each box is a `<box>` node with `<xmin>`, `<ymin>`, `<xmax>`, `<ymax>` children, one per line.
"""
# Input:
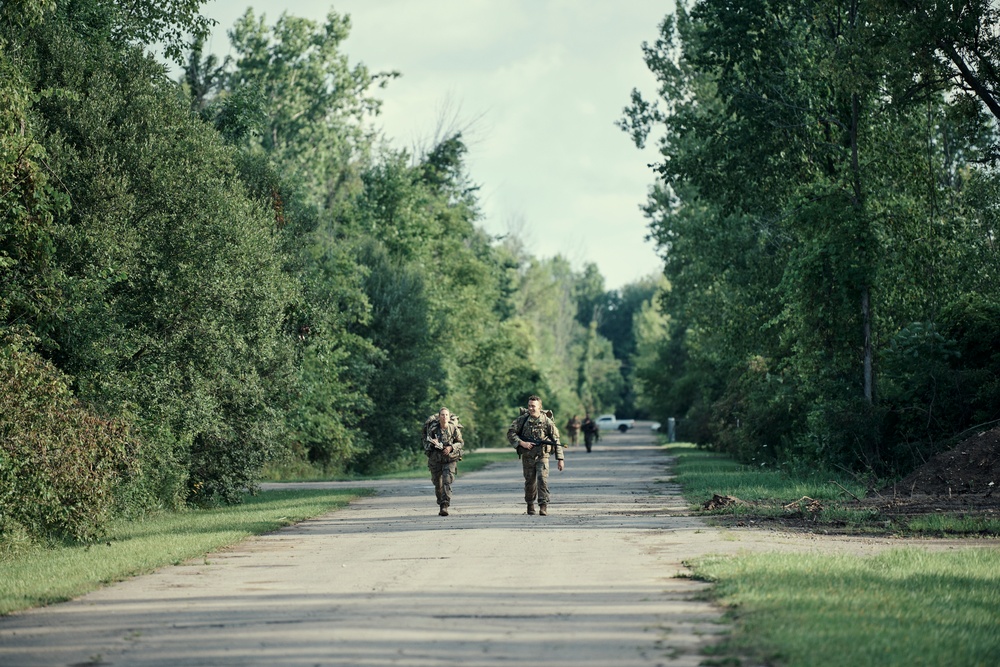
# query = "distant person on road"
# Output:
<box><xmin>581</xmin><ymin>413</ymin><xmax>599</xmax><ymax>453</ymax></box>
<box><xmin>507</xmin><ymin>395</ymin><xmax>564</xmax><ymax>516</ymax></box>
<box><xmin>565</xmin><ymin>414</ymin><xmax>582</xmax><ymax>446</ymax></box>
<box><xmin>423</xmin><ymin>407</ymin><xmax>464</xmax><ymax>516</ymax></box>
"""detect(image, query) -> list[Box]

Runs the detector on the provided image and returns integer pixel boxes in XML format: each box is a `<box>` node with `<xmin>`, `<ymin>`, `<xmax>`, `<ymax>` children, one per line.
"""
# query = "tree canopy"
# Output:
<box><xmin>623</xmin><ymin>0</ymin><xmax>1000</xmax><ymax>474</ymax></box>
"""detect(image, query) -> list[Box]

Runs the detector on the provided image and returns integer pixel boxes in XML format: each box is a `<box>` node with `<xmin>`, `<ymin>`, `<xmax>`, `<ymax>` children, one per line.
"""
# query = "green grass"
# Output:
<box><xmin>906</xmin><ymin>513</ymin><xmax>1000</xmax><ymax>535</ymax></box>
<box><xmin>667</xmin><ymin>443</ymin><xmax>999</xmax><ymax>534</ymax></box>
<box><xmin>667</xmin><ymin>443</ymin><xmax>868</xmax><ymax>504</ymax></box>
<box><xmin>0</xmin><ymin>488</ymin><xmax>367</xmax><ymax>615</ymax></box>
<box><xmin>668</xmin><ymin>442</ymin><xmax>1000</xmax><ymax>665</ymax></box>
<box><xmin>692</xmin><ymin>548</ymin><xmax>1000</xmax><ymax>667</ymax></box>
<box><xmin>457</xmin><ymin>449</ymin><xmax>519</xmax><ymax>473</ymax></box>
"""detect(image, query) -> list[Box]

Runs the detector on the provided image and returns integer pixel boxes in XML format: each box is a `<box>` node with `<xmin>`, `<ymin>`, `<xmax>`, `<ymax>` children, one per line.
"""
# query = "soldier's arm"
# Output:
<box><xmin>549</xmin><ymin>422</ymin><xmax>564</xmax><ymax>460</ymax></box>
<box><xmin>507</xmin><ymin>420</ymin><xmax>529</xmax><ymax>449</ymax></box>
<box><xmin>446</xmin><ymin>426</ymin><xmax>463</xmax><ymax>455</ymax></box>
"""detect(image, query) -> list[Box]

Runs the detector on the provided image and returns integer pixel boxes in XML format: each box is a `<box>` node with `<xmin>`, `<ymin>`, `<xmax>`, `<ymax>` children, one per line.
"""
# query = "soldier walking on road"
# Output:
<box><xmin>565</xmin><ymin>414</ymin><xmax>582</xmax><ymax>446</ymax></box>
<box><xmin>508</xmin><ymin>395</ymin><xmax>564</xmax><ymax>516</ymax></box>
<box><xmin>423</xmin><ymin>407</ymin><xmax>464</xmax><ymax>516</ymax></box>
<box><xmin>582</xmin><ymin>413</ymin><xmax>599</xmax><ymax>453</ymax></box>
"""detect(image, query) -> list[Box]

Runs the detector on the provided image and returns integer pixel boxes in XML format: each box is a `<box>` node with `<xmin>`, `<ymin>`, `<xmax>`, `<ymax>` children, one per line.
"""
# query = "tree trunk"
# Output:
<box><xmin>862</xmin><ymin>285</ymin><xmax>873</xmax><ymax>403</ymax></box>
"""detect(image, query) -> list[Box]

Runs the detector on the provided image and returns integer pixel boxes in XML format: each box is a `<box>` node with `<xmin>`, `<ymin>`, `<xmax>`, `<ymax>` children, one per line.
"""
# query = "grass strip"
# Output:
<box><xmin>667</xmin><ymin>442</ymin><xmax>868</xmax><ymax>505</ymax></box>
<box><xmin>693</xmin><ymin>547</ymin><xmax>1000</xmax><ymax>667</ymax></box>
<box><xmin>0</xmin><ymin>487</ymin><xmax>367</xmax><ymax>615</ymax></box>
<box><xmin>666</xmin><ymin>443</ymin><xmax>1000</xmax><ymax>534</ymax></box>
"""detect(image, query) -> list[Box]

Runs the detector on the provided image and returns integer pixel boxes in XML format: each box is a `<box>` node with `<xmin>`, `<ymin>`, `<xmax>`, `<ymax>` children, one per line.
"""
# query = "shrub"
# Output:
<box><xmin>0</xmin><ymin>337</ymin><xmax>139</xmax><ymax>543</ymax></box>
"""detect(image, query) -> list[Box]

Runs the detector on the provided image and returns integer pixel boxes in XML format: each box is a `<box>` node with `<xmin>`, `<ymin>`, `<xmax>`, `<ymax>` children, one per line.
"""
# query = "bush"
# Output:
<box><xmin>0</xmin><ymin>338</ymin><xmax>139</xmax><ymax>543</ymax></box>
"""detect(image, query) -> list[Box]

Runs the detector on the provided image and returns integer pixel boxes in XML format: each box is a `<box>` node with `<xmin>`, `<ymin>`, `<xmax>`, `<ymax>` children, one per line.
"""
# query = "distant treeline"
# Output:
<box><xmin>623</xmin><ymin>0</ymin><xmax>1000</xmax><ymax>476</ymax></box>
<box><xmin>0</xmin><ymin>1</ymin><xmax>657</xmax><ymax>545</ymax></box>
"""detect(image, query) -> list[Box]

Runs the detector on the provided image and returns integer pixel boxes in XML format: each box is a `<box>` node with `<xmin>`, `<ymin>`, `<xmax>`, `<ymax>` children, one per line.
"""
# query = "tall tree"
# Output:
<box><xmin>226</xmin><ymin>9</ymin><xmax>394</xmax><ymax>209</ymax></box>
<box><xmin>623</xmin><ymin>0</ymin><xmax>1000</xmax><ymax>471</ymax></box>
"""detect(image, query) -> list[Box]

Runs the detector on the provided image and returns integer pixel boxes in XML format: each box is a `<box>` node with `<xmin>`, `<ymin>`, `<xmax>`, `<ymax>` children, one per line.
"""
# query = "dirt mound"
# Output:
<box><xmin>888</xmin><ymin>427</ymin><xmax>1000</xmax><ymax>497</ymax></box>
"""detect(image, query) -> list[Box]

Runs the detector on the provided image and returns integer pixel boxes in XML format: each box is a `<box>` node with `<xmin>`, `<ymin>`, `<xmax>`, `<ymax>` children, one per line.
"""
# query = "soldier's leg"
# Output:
<box><xmin>536</xmin><ymin>455</ymin><xmax>551</xmax><ymax>508</ymax></box>
<box><xmin>439</xmin><ymin>461</ymin><xmax>456</xmax><ymax>507</ymax></box>
<box><xmin>522</xmin><ymin>454</ymin><xmax>537</xmax><ymax>508</ymax></box>
<box><xmin>429</xmin><ymin>459</ymin><xmax>446</xmax><ymax>506</ymax></box>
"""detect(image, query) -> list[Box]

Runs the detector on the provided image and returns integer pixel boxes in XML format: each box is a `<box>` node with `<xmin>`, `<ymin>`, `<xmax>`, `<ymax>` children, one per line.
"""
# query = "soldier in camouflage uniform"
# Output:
<box><xmin>507</xmin><ymin>395</ymin><xmax>564</xmax><ymax>516</ymax></box>
<box><xmin>424</xmin><ymin>407</ymin><xmax>464</xmax><ymax>516</ymax></box>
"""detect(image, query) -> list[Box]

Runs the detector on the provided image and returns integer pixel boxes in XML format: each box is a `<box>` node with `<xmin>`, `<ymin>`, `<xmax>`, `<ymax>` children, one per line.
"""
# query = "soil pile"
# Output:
<box><xmin>889</xmin><ymin>427</ymin><xmax>1000</xmax><ymax>497</ymax></box>
<box><xmin>852</xmin><ymin>427</ymin><xmax>1000</xmax><ymax>529</ymax></box>
<box><xmin>714</xmin><ymin>429</ymin><xmax>1000</xmax><ymax>534</ymax></box>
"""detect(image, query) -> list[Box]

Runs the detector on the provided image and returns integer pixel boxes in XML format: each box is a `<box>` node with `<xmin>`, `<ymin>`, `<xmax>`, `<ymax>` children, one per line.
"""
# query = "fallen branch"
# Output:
<box><xmin>829</xmin><ymin>480</ymin><xmax>862</xmax><ymax>502</ymax></box>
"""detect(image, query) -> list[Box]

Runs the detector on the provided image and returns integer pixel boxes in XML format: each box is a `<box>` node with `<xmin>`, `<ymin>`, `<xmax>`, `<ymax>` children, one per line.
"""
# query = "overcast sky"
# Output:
<box><xmin>196</xmin><ymin>0</ymin><xmax>672</xmax><ymax>290</ymax></box>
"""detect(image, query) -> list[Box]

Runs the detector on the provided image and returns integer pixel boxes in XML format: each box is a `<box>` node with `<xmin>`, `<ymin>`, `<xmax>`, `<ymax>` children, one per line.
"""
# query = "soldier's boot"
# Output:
<box><xmin>527</xmin><ymin>503</ymin><xmax>536</xmax><ymax>515</ymax></box>
<box><xmin>439</xmin><ymin>504</ymin><xmax>449</xmax><ymax>516</ymax></box>
<box><xmin>539</xmin><ymin>504</ymin><xmax>548</xmax><ymax>516</ymax></box>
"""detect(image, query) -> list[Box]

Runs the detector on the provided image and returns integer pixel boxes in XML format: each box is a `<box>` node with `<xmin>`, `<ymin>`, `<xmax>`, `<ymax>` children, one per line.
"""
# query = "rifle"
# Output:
<box><xmin>516</xmin><ymin>437</ymin><xmax>560</xmax><ymax>458</ymax></box>
<box><xmin>426</xmin><ymin>436</ymin><xmax>462</xmax><ymax>461</ymax></box>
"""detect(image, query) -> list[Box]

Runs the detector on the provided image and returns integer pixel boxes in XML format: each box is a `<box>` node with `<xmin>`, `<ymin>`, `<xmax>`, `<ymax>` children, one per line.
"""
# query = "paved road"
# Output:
<box><xmin>0</xmin><ymin>424</ymin><xmax>729</xmax><ymax>666</ymax></box>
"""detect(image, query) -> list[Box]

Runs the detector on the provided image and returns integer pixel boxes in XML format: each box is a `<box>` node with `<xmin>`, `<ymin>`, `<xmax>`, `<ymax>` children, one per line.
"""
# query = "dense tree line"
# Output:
<box><xmin>1</xmin><ymin>1</ymin><xmax>634</xmax><ymax>547</ymax></box>
<box><xmin>623</xmin><ymin>0</ymin><xmax>1000</xmax><ymax>476</ymax></box>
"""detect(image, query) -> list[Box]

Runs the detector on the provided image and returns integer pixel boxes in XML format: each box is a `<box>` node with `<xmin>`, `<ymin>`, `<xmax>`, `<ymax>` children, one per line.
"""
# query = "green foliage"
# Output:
<box><xmin>226</xmin><ymin>8</ymin><xmax>394</xmax><ymax>208</ymax></box>
<box><xmin>624</xmin><ymin>0</ymin><xmax>1000</xmax><ymax>475</ymax></box>
<box><xmin>351</xmin><ymin>240</ymin><xmax>439</xmax><ymax>473</ymax></box>
<box><xmin>0</xmin><ymin>337</ymin><xmax>139</xmax><ymax>543</ymax></box>
<box><xmin>630</xmin><ymin>276</ymin><xmax>687</xmax><ymax>422</ymax></box>
<box><xmin>9</xmin><ymin>7</ymin><xmax>299</xmax><ymax>505</ymax></box>
<box><xmin>596</xmin><ymin>275</ymin><xmax>660</xmax><ymax>416</ymax></box>
<box><xmin>2</xmin><ymin>0</ymin><xmax>635</xmax><ymax>546</ymax></box>
<box><xmin>229</xmin><ymin>151</ymin><xmax>376</xmax><ymax>476</ymax></box>
<box><xmin>0</xmin><ymin>52</ymin><xmax>70</xmax><ymax>346</ymax></box>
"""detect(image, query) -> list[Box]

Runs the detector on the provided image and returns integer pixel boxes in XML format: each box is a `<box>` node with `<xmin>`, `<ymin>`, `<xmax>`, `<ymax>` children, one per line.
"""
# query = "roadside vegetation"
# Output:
<box><xmin>625</xmin><ymin>0</ymin><xmax>1000</xmax><ymax>486</ymax></box>
<box><xmin>667</xmin><ymin>443</ymin><xmax>1000</xmax><ymax>667</ymax></box>
<box><xmin>2</xmin><ymin>1</ymin><xmax>652</xmax><ymax>556</ymax></box>
<box><xmin>668</xmin><ymin>443</ymin><xmax>1000</xmax><ymax>535</ymax></box>
<box><xmin>0</xmin><ymin>488</ymin><xmax>364</xmax><ymax>616</ymax></box>
<box><xmin>695</xmin><ymin>548</ymin><xmax>1000</xmax><ymax>667</ymax></box>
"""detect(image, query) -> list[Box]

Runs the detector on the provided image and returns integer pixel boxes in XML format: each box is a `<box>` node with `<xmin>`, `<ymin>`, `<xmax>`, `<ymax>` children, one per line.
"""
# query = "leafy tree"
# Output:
<box><xmin>630</xmin><ymin>277</ymin><xmax>670</xmax><ymax>416</ymax></box>
<box><xmin>14</xmin><ymin>4</ymin><xmax>298</xmax><ymax>504</ymax></box>
<box><xmin>226</xmin><ymin>8</ymin><xmax>395</xmax><ymax>209</ymax></box>
<box><xmin>623</xmin><ymin>0</ymin><xmax>1000</xmax><ymax>473</ymax></box>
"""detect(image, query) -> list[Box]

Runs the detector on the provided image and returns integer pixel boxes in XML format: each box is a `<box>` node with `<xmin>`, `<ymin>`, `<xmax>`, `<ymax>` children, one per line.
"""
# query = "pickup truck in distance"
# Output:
<box><xmin>595</xmin><ymin>414</ymin><xmax>635</xmax><ymax>433</ymax></box>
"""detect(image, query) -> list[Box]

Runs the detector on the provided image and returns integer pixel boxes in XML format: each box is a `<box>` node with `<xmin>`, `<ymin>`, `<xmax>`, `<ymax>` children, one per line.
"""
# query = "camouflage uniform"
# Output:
<box><xmin>565</xmin><ymin>416</ymin><xmax>581</xmax><ymax>446</ymax></box>
<box><xmin>424</xmin><ymin>416</ymin><xmax>463</xmax><ymax>513</ymax></box>
<box><xmin>507</xmin><ymin>410</ymin><xmax>563</xmax><ymax>512</ymax></box>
